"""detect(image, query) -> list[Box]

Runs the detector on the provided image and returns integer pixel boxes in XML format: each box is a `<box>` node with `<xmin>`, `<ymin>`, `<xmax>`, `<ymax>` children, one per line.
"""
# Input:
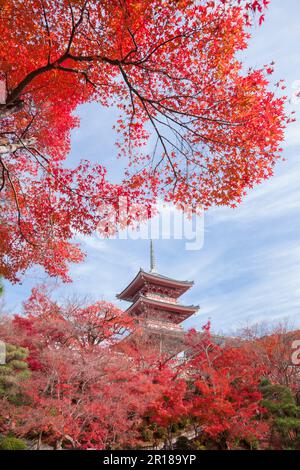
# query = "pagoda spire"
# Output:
<box><xmin>150</xmin><ymin>239</ymin><xmax>157</xmax><ymax>273</ymax></box>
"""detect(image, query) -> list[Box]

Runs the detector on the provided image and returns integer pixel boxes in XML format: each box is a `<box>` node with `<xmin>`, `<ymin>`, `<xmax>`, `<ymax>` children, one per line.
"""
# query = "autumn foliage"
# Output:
<box><xmin>1</xmin><ymin>288</ymin><xmax>299</xmax><ymax>450</ymax></box>
<box><xmin>0</xmin><ymin>288</ymin><xmax>155</xmax><ymax>449</ymax></box>
<box><xmin>0</xmin><ymin>0</ymin><xmax>290</xmax><ymax>281</ymax></box>
<box><xmin>145</xmin><ymin>327</ymin><xmax>269</xmax><ymax>450</ymax></box>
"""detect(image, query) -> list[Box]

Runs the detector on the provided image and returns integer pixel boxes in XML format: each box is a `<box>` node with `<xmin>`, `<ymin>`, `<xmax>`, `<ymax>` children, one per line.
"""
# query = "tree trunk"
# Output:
<box><xmin>0</xmin><ymin>138</ymin><xmax>36</xmax><ymax>154</ymax></box>
<box><xmin>0</xmin><ymin>100</ymin><xmax>24</xmax><ymax>119</ymax></box>
<box><xmin>37</xmin><ymin>432</ymin><xmax>42</xmax><ymax>450</ymax></box>
<box><xmin>54</xmin><ymin>439</ymin><xmax>63</xmax><ymax>450</ymax></box>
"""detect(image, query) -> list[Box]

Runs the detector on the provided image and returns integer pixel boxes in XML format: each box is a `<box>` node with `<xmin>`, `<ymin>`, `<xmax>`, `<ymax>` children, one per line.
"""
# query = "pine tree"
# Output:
<box><xmin>260</xmin><ymin>380</ymin><xmax>300</xmax><ymax>449</ymax></box>
<box><xmin>0</xmin><ymin>343</ymin><xmax>30</xmax><ymax>405</ymax></box>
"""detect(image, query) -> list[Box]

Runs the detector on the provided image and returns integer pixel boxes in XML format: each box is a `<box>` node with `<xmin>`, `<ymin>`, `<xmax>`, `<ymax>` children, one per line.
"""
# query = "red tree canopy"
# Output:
<box><xmin>2</xmin><ymin>292</ymin><xmax>299</xmax><ymax>450</ymax></box>
<box><xmin>0</xmin><ymin>288</ymin><xmax>164</xmax><ymax>449</ymax></box>
<box><xmin>0</xmin><ymin>0</ymin><xmax>289</xmax><ymax>281</ymax></box>
<box><xmin>146</xmin><ymin>327</ymin><xmax>268</xmax><ymax>449</ymax></box>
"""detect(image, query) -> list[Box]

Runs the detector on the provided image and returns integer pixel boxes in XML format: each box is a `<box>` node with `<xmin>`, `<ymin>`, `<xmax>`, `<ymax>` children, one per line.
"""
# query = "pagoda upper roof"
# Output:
<box><xmin>117</xmin><ymin>269</ymin><xmax>194</xmax><ymax>302</ymax></box>
<box><xmin>125</xmin><ymin>295</ymin><xmax>199</xmax><ymax>323</ymax></box>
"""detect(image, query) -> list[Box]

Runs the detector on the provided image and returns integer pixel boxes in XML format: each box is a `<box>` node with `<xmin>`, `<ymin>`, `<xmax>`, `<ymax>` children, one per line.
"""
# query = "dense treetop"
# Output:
<box><xmin>0</xmin><ymin>0</ymin><xmax>290</xmax><ymax>281</ymax></box>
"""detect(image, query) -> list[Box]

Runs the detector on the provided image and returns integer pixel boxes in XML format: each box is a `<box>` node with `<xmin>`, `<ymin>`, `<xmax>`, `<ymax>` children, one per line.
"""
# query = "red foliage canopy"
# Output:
<box><xmin>147</xmin><ymin>327</ymin><xmax>268</xmax><ymax>449</ymax></box>
<box><xmin>2</xmin><ymin>292</ymin><xmax>293</xmax><ymax>450</ymax></box>
<box><xmin>0</xmin><ymin>0</ymin><xmax>289</xmax><ymax>282</ymax></box>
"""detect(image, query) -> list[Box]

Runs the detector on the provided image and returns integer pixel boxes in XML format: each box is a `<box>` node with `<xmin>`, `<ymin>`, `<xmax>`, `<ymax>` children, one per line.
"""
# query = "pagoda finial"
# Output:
<box><xmin>150</xmin><ymin>239</ymin><xmax>157</xmax><ymax>273</ymax></box>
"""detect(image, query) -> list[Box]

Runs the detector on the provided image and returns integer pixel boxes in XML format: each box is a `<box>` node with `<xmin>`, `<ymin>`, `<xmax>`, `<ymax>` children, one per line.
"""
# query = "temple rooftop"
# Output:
<box><xmin>117</xmin><ymin>268</ymin><xmax>194</xmax><ymax>302</ymax></box>
<box><xmin>125</xmin><ymin>294</ymin><xmax>199</xmax><ymax>323</ymax></box>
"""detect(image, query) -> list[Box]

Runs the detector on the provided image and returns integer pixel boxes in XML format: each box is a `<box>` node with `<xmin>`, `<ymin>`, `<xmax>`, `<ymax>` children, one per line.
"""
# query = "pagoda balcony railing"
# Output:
<box><xmin>142</xmin><ymin>319</ymin><xmax>183</xmax><ymax>333</ymax></box>
<box><xmin>144</xmin><ymin>293</ymin><xmax>178</xmax><ymax>304</ymax></box>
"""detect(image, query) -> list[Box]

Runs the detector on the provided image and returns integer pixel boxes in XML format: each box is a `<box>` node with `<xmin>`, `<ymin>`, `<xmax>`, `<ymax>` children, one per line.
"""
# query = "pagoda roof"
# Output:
<box><xmin>117</xmin><ymin>269</ymin><xmax>194</xmax><ymax>302</ymax></box>
<box><xmin>125</xmin><ymin>295</ymin><xmax>199</xmax><ymax>323</ymax></box>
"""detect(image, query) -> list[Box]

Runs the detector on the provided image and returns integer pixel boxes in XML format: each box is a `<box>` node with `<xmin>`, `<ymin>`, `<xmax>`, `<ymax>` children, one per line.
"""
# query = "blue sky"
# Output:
<box><xmin>3</xmin><ymin>0</ymin><xmax>300</xmax><ymax>334</ymax></box>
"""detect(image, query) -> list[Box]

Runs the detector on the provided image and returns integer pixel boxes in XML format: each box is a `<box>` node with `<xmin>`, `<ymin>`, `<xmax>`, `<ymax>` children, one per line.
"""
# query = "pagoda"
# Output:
<box><xmin>117</xmin><ymin>241</ymin><xmax>199</xmax><ymax>355</ymax></box>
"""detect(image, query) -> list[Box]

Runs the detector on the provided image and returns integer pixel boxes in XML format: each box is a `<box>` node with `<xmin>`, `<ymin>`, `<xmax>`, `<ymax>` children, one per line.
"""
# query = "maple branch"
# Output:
<box><xmin>6</xmin><ymin>51</ymin><xmax>119</xmax><ymax>106</ymax></box>
<box><xmin>40</xmin><ymin>0</ymin><xmax>52</xmax><ymax>64</ymax></box>
<box><xmin>0</xmin><ymin>159</ymin><xmax>5</xmax><ymax>192</ymax></box>
<box><xmin>6</xmin><ymin>57</ymin><xmax>68</xmax><ymax>105</ymax></box>
<box><xmin>66</xmin><ymin>0</ymin><xmax>89</xmax><ymax>55</ymax></box>
<box><xmin>118</xmin><ymin>64</ymin><xmax>179</xmax><ymax>184</ymax></box>
<box><xmin>0</xmin><ymin>156</ymin><xmax>37</xmax><ymax>246</ymax></box>
<box><xmin>0</xmin><ymin>138</ymin><xmax>36</xmax><ymax>155</ymax></box>
<box><xmin>122</xmin><ymin>28</ymin><xmax>139</xmax><ymax>62</ymax></box>
<box><xmin>55</xmin><ymin>65</ymin><xmax>97</xmax><ymax>88</ymax></box>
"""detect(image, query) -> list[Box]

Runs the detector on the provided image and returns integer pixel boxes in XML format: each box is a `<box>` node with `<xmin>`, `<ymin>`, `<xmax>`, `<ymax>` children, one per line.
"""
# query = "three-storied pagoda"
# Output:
<box><xmin>117</xmin><ymin>241</ymin><xmax>199</xmax><ymax>355</ymax></box>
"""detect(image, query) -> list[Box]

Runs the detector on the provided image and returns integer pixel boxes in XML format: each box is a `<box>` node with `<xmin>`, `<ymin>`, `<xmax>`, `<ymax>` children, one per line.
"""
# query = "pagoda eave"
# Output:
<box><xmin>117</xmin><ymin>269</ymin><xmax>194</xmax><ymax>302</ymax></box>
<box><xmin>125</xmin><ymin>295</ymin><xmax>199</xmax><ymax>323</ymax></box>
